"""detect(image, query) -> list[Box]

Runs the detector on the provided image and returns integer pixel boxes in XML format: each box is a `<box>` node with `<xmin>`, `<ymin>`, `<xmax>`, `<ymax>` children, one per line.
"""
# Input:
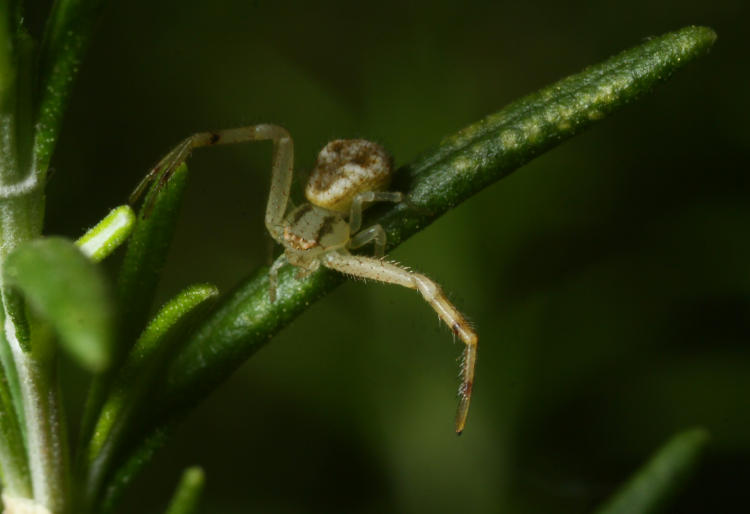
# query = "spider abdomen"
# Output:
<box><xmin>305</xmin><ymin>139</ymin><xmax>394</xmax><ymax>213</ymax></box>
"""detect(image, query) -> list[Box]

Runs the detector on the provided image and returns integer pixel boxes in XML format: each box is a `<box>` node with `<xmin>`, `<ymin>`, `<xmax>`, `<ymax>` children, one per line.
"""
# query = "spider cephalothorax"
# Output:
<box><xmin>131</xmin><ymin>125</ymin><xmax>478</xmax><ymax>433</ymax></box>
<box><xmin>269</xmin><ymin>139</ymin><xmax>398</xmax><ymax>280</ymax></box>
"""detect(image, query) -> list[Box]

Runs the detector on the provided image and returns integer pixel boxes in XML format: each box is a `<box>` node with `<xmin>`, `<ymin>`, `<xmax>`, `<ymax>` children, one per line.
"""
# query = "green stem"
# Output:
<box><xmin>0</xmin><ymin>5</ymin><xmax>68</xmax><ymax>512</ymax></box>
<box><xmin>0</xmin><ymin>314</ymin><xmax>30</xmax><ymax>498</ymax></box>
<box><xmin>3</xmin><ymin>321</ymin><xmax>68</xmax><ymax>513</ymax></box>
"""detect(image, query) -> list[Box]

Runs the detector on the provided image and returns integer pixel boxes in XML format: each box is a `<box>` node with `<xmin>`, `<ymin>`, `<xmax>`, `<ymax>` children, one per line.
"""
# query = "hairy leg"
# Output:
<box><xmin>323</xmin><ymin>251</ymin><xmax>477</xmax><ymax>433</ymax></box>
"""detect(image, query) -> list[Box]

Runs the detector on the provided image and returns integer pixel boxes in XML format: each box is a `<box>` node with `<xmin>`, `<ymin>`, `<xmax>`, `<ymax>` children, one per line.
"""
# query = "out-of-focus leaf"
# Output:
<box><xmin>164</xmin><ymin>467</ymin><xmax>205</xmax><ymax>514</ymax></box>
<box><xmin>0</xmin><ymin>0</ymin><xmax>14</xmax><ymax>109</ymax></box>
<box><xmin>98</xmin><ymin>423</ymin><xmax>174</xmax><ymax>514</ymax></box>
<box><xmin>77</xmin><ymin>164</ymin><xmax>189</xmax><ymax>471</ymax></box>
<box><xmin>3</xmin><ymin>236</ymin><xmax>114</xmax><ymax>371</ymax></box>
<box><xmin>83</xmin><ymin>284</ymin><xmax>217</xmax><ymax>510</ymax></box>
<box><xmin>594</xmin><ymin>428</ymin><xmax>710</xmax><ymax>514</ymax></box>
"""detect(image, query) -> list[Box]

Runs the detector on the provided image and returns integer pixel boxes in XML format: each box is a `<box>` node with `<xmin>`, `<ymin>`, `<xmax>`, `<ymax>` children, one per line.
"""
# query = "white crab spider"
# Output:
<box><xmin>131</xmin><ymin>124</ymin><xmax>478</xmax><ymax>433</ymax></box>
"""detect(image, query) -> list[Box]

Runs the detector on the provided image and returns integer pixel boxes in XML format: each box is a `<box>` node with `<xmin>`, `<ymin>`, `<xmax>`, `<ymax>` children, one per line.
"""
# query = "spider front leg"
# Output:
<box><xmin>323</xmin><ymin>251</ymin><xmax>478</xmax><ymax>434</ymax></box>
<box><xmin>129</xmin><ymin>125</ymin><xmax>294</xmax><ymax>235</ymax></box>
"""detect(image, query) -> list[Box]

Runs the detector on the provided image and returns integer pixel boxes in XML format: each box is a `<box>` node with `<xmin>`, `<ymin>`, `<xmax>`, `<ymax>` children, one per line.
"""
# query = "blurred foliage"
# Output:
<box><xmin>29</xmin><ymin>0</ymin><xmax>748</xmax><ymax>512</ymax></box>
<box><xmin>594</xmin><ymin>428</ymin><xmax>709</xmax><ymax>514</ymax></box>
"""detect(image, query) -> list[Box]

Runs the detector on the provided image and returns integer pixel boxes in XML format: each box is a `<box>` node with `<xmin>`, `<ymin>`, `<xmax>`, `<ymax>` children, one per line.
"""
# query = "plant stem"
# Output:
<box><xmin>0</xmin><ymin>4</ymin><xmax>66</xmax><ymax>512</ymax></box>
<box><xmin>0</xmin><ymin>314</ymin><xmax>30</xmax><ymax>499</ymax></box>
<box><xmin>4</xmin><ymin>330</ymin><xmax>68</xmax><ymax>514</ymax></box>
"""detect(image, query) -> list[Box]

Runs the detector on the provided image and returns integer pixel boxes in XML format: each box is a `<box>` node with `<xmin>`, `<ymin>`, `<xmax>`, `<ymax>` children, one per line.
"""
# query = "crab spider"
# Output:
<box><xmin>130</xmin><ymin>124</ymin><xmax>478</xmax><ymax>434</ymax></box>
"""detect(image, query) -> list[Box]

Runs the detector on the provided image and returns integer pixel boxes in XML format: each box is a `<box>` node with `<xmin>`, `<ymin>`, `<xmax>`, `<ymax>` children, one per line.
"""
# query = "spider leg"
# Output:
<box><xmin>268</xmin><ymin>253</ymin><xmax>289</xmax><ymax>303</ymax></box>
<box><xmin>348</xmin><ymin>224</ymin><xmax>387</xmax><ymax>258</ymax></box>
<box><xmin>129</xmin><ymin>125</ymin><xmax>294</xmax><ymax>237</ymax></box>
<box><xmin>323</xmin><ymin>251</ymin><xmax>477</xmax><ymax>434</ymax></box>
<box><xmin>349</xmin><ymin>191</ymin><xmax>402</xmax><ymax>234</ymax></box>
<box><xmin>129</xmin><ymin>139</ymin><xmax>190</xmax><ymax>206</ymax></box>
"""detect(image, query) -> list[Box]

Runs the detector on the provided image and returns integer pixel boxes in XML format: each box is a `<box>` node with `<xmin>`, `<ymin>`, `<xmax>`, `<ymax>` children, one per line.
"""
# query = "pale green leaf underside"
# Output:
<box><xmin>3</xmin><ymin>236</ymin><xmax>114</xmax><ymax>371</ymax></box>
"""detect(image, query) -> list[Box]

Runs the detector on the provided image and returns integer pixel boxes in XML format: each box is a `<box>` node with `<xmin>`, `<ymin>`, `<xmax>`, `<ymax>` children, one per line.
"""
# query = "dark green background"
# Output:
<box><xmin>38</xmin><ymin>0</ymin><xmax>750</xmax><ymax>512</ymax></box>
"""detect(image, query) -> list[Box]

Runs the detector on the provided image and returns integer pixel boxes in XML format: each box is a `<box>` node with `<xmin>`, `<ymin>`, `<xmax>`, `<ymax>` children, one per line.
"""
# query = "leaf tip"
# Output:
<box><xmin>182</xmin><ymin>466</ymin><xmax>205</xmax><ymax>487</ymax></box>
<box><xmin>77</xmin><ymin>205</ymin><xmax>137</xmax><ymax>262</ymax></box>
<box><xmin>671</xmin><ymin>426</ymin><xmax>711</xmax><ymax>451</ymax></box>
<box><xmin>674</xmin><ymin>25</ymin><xmax>718</xmax><ymax>56</ymax></box>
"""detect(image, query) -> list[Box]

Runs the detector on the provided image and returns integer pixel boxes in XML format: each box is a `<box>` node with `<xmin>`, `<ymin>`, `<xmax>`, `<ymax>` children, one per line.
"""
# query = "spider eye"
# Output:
<box><xmin>305</xmin><ymin>139</ymin><xmax>394</xmax><ymax>213</ymax></box>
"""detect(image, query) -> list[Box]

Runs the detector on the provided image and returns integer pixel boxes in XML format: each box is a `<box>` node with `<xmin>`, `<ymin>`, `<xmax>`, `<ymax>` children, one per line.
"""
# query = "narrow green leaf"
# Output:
<box><xmin>34</xmin><ymin>0</ymin><xmax>108</xmax><ymax>170</ymax></box>
<box><xmin>3</xmin><ymin>236</ymin><xmax>114</xmax><ymax>371</ymax></box>
<box><xmin>76</xmin><ymin>205</ymin><xmax>136</xmax><ymax>262</ymax></box>
<box><xmin>0</xmin><ymin>328</ymin><xmax>31</xmax><ymax>496</ymax></box>
<box><xmin>117</xmin><ymin>163</ymin><xmax>189</xmax><ymax>351</ymax></box>
<box><xmin>9</xmin><ymin>0</ymin><xmax>23</xmax><ymax>31</ymax></box>
<box><xmin>0</xmin><ymin>319</ymin><xmax>24</xmax><ymax>439</ymax></box>
<box><xmin>97</xmin><ymin>423</ymin><xmax>174</xmax><ymax>514</ymax></box>
<box><xmin>157</xmin><ymin>26</ymin><xmax>717</xmax><ymax>412</ymax></box>
<box><xmin>84</xmin><ymin>283</ymin><xmax>217</xmax><ymax>511</ymax></box>
<box><xmin>11</xmin><ymin>29</ymin><xmax>36</xmax><ymax>179</ymax></box>
<box><xmin>3</xmin><ymin>288</ymin><xmax>31</xmax><ymax>351</ymax></box>
<box><xmin>162</xmin><ymin>264</ymin><xmax>337</xmax><ymax>410</ymax></box>
<box><xmin>77</xmin><ymin>166</ymin><xmax>189</xmax><ymax>477</ymax></box>
<box><xmin>594</xmin><ymin>428</ymin><xmax>710</xmax><ymax>514</ymax></box>
<box><xmin>164</xmin><ymin>467</ymin><xmax>205</xmax><ymax>514</ymax></box>
<box><xmin>0</xmin><ymin>0</ymin><xmax>14</xmax><ymax>110</ymax></box>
